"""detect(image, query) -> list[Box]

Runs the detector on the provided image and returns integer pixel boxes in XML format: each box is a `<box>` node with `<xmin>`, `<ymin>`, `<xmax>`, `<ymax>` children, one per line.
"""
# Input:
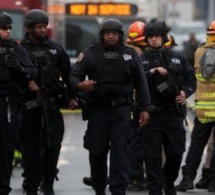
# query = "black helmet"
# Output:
<box><xmin>24</xmin><ymin>9</ymin><xmax>49</xmax><ymax>27</ymax></box>
<box><xmin>0</xmin><ymin>11</ymin><xmax>12</xmax><ymax>27</ymax></box>
<box><xmin>144</xmin><ymin>19</ymin><xmax>169</xmax><ymax>37</ymax></box>
<box><xmin>100</xmin><ymin>18</ymin><xmax>124</xmax><ymax>36</ymax></box>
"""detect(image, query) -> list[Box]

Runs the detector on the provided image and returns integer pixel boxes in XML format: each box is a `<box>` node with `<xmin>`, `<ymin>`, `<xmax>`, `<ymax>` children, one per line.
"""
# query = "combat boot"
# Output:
<box><xmin>195</xmin><ymin>168</ymin><xmax>210</xmax><ymax>189</ymax></box>
<box><xmin>127</xmin><ymin>179</ymin><xmax>148</xmax><ymax>191</ymax></box>
<box><xmin>95</xmin><ymin>190</ymin><xmax>106</xmax><ymax>195</ymax></box>
<box><xmin>83</xmin><ymin>177</ymin><xmax>92</xmax><ymax>186</ymax></box>
<box><xmin>208</xmin><ymin>177</ymin><xmax>215</xmax><ymax>192</ymax></box>
<box><xmin>40</xmin><ymin>178</ymin><xmax>55</xmax><ymax>195</ymax></box>
<box><xmin>176</xmin><ymin>176</ymin><xmax>194</xmax><ymax>191</ymax></box>
<box><xmin>164</xmin><ymin>183</ymin><xmax>176</xmax><ymax>195</ymax></box>
<box><xmin>23</xmin><ymin>189</ymin><xmax>38</xmax><ymax>195</ymax></box>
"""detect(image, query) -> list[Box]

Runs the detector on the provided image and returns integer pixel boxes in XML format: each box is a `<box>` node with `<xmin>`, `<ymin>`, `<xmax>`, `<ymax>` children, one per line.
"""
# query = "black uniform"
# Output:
<box><xmin>141</xmin><ymin>47</ymin><xmax>196</xmax><ymax>195</ymax></box>
<box><xmin>20</xmin><ymin>34</ymin><xmax>72</xmax><ymax>193</ymax></box>
<box><xmin>70</xmin><ymin>41</ymin><xmax>151</xmax><ymax>195</ymax></box>
<box><xmin>0</xmin><ymin>39</ymin><xmax>36</xmax><ymax>195</ymax></box>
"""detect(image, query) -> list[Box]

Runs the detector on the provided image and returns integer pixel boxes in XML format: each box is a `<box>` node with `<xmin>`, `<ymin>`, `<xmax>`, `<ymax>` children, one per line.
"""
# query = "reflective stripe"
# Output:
<box><xmin>196</xmin><ymin>101</ymin><xmax>215</xmax><ymax>108</ymax></box>
<box><xmin>198</xmin><ymin>118</ymin><xmax>215</xmax><ymax>123</ymax></box>
<box><xmin>196</xmin><ymin>73</ymin><xmax>215</xmax><ymax>82</ymax></box>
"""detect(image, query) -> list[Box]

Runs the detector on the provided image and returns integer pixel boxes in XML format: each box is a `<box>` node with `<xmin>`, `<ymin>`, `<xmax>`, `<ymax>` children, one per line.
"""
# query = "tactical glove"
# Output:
<box><xmin>5</xmin><ymin>54</ymin><xmax>24</xmax><ymax>73</ymax></box>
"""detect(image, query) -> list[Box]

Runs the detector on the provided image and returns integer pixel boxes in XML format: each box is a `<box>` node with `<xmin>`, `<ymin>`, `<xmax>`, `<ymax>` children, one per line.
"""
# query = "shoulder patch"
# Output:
<box><xmin>77</xmin><ymin>52</ymin><xmax>85</xmax><ymax>62</ymax></box>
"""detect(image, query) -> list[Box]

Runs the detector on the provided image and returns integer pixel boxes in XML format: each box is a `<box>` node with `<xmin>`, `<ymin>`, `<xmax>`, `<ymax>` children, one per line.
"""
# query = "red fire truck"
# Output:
<box><xmin>0</xmin><ymin>0</ymin><xmax>46</xmax><ymax>41</ymax></box>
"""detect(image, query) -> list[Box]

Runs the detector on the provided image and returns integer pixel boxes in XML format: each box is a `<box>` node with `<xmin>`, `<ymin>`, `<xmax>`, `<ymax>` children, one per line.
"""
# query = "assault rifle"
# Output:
<box><xmin>37</xmin><ymin>59</ymin><xmax>52</xmax><ymax>148</ymax></box>
<box><xmin>162</xmin><ymin>51</ymin><xmax>188</xmax><ymax>126</ymax></box>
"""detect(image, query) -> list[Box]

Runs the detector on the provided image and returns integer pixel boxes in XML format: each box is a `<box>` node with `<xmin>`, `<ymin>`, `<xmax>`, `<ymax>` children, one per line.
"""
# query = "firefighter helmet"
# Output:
<box><xmin>126</xmin><ymin>21</ymin><xmax>146</xmax><ymax>43</ymax></box>
<box><xmin>165</xmin><ymin>34</ymin><xmax>178</xmax><ymax>48</ymax></box>
<box><xmin>207</xmin><ymin>20</ymin><xmax>215</xmax><ymax>35</ymax></box>
<box><xmin>0</xmin><ymin>11</ymin><xmax>12</xmax><ymax>27</ymax></box>
<box><xmin>24</xmin><ymin>9</ymin><xmax>49</xmax><ymax>27</ymax></box>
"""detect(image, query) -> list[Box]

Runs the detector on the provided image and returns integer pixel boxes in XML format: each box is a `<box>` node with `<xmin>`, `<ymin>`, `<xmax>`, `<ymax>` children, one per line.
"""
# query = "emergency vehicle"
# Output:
<box><xmin>48</xmin><ymin>0</ymin><xmax>159</xmax><ymax>62</ymax></box>
<box><xmin>0</xmin><ymin>0</ymin><xmax>50</xmax><ymax>41</ymax></box>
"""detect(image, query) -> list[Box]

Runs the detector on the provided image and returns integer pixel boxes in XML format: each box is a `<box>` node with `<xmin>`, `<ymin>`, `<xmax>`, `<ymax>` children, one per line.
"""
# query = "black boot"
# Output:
<box><xmin>127</xmin><ymin>179</ymin><xmax>148</xmax><ymax>191</ymax></box>
<box><xmin>83</xmin><ymin>177</ymin><xmax>92</xmax><ymax>186</ymax></box>
<box><xmin>23</xmin><ymin>189</ymin><xmax>38</xmax><ymax>195</ymax></box>
<box><xmin>95</xmin><ymin>190</ymin><xmax>106</xmax><ymax>195</ymax></box>
<box><xmin>40</xmin><ymin>178</ymin><xmax>55</xmax><ymax>195</ymax></box>
<box><xmin>195</xmin><ymin>168</ymin><xmax>210</xmax><ymax>189</ymax></box>
<box><xmin>208</xmin><ymin>178</ymin><xmax>215</xmax><ymax>192</ymax></box>
<box><xmin>83</xmin><ymin>176</ymin><xmax>110</xmax><ymax>186</ymax></box>
<box><xmin>176</xmin><ymin>176</ymin><xmax>194</xmax><ymax>191</ymax></box>
<box><xmin>164</xmin><ymin>183</ymin><xmax>176</xmax><ymax>195</ymax></box>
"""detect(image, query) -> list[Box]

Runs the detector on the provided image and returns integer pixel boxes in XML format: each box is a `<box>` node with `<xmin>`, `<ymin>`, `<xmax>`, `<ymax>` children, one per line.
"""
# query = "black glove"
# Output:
<box><xmin>5</xmin><ymin>54</ymin><xmax>24</xmax><ymax>73</ymax></box>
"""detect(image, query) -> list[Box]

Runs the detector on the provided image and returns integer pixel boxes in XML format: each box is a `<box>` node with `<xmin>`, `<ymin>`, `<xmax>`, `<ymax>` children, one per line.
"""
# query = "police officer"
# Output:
<box><xmin>70</xmin><ymin>18</ymin><xmax>151</xmax><ymax>195</ymax></box>
<box><xmin>0</xmin><ymin>11</ymin><xmax>37</xmax><ymax>195</ymax></box>
<box><xmin>20</xmin><ymin>9</ymin><xmax>73</xmax><ymax>195</ymax></box>
<box><xmin>176</xmin><ymin>20</ymin><xmax>215</xmax><ymax>193</ymax></box>
<box><xmin>141</xmin><ymin>19</ymin><xmax>196</xmax><ymax>195</ymax></box>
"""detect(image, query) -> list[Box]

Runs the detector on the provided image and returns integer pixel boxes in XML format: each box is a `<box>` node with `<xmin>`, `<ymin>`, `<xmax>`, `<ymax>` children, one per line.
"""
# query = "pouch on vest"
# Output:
<box><xmin>199</xmin><ymin>48</ymin><xmax>215</xmax><ymax>79</ymax></box>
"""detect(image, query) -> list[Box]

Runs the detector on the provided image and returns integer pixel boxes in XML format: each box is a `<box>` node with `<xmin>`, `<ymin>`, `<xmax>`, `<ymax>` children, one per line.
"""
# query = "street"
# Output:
<box><xmin>10</xmin><ymin>106</ymin><xmax>213</xmax><ymax>195</ymax></box>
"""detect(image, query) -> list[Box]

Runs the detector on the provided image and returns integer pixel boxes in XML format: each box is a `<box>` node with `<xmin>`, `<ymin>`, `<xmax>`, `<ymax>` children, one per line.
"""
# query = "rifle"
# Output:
<box><xmin>162</xmin><ymin>51</ymin><xmax>188</xmax><ymax>126</ymax></box>
<box><xmin>37</xmin><ymin>59</ymin><xmax>52</xmax><ymax>148</ymax></box>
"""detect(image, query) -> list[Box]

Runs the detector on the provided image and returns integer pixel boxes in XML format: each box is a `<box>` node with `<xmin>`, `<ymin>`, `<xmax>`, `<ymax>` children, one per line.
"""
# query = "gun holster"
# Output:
<box><xmin>80</xmin><ymin>99</ymin><xmax>91</xmax><ymax>121</ymax></box>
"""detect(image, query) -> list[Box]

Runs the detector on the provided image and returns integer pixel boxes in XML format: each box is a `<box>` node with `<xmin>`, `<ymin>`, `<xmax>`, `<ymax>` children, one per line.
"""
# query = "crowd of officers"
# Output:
<box><xmin>0</xmin><ymin>6</ymin><xmax>214</xmax><ymax>195</ymax></box>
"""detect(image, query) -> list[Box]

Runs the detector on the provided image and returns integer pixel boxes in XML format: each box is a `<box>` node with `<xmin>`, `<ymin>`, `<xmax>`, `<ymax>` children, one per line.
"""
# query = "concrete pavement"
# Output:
<box><xmin>10</xmin><ymin>108</ymin><xmax>213</xmax><ymax>195</ymax></box>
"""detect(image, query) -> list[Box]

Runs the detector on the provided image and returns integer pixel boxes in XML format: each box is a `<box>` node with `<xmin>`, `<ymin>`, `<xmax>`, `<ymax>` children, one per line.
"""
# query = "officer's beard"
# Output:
<box><xmin>30</xmin><ymin>33</ymin><xmax>46</xmax><ymax>44</ymax></box>
<box><xmin>104</xmin><ymin>43</ymin><xmax>119</xmax><ymax>51</ymax></box>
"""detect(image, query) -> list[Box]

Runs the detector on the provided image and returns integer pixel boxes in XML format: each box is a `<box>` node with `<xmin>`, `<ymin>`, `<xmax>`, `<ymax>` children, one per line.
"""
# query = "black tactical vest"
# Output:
<box><xmin>94</xmin><ymin>49</ymin><xmax>132</xmax><ymax>99</ymax></box>
<box><xmin>145</xmin><ymin>50</ymin><xmax>180</xmax><ymax>103</ymax></box>
<box><xmin>0</xmin><ymin>46</ymin><xmax>12</xmax><ymax>83</ymax></box>
<box><xmin>25</xmin><ymin>45</ymin><xmax>64</xmax><ymax>91</ymax></box>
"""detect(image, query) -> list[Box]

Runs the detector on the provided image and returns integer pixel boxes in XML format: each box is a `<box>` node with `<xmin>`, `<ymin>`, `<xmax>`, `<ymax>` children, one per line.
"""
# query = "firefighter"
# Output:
<box><xmin>176</xmin><ymin>19</ymin><xmax>215</xmax><ymax>193</ymax></box>
<box><xmin>0</xmin><ymin>11</ymin><xmax>37</xmax><ymax>195</ymax></box>
<box><xmin>70</xmin><ymin>18</ymin><xmax>151</xmax><ymax>195</ymax></box>
<box><xmin>126</xmin><ymin>20</ymin><xmax>148</xmax><ymax>191</ymax></box>
<box><xmin>20</xmin><ymin>9</ymin><xmax>73</xmax><ymax>195</ymax></box>
<box><xmin>141</xmin><ymin>18</ymin><xmax>196</xmax><ymax>195</ymax></box>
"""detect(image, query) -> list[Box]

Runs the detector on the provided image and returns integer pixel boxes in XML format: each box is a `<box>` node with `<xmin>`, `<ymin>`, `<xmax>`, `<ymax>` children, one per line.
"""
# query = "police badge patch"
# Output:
<box><xmin>77</xmin><ymin>52</ymin><xmax>85</xmax><ymax>62</ymax></box>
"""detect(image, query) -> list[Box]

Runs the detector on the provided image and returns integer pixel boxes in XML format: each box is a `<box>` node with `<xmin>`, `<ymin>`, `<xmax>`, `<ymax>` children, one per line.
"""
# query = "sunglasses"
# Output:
<box><xmin>0</xmin><ymin>25</ymin><xmax>12</xmax><ymax>30</ymax></box>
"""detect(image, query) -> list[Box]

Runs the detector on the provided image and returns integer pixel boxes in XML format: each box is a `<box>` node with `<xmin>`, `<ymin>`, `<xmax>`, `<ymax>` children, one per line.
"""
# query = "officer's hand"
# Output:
<box><xmin>5</xmin><ymin>54</ymin><xmax>24</xmax><ymax>73</ymax></box>
<box><xmin>176</xmin><ymin>90</ymin><xmax>186</xmax><ymax>105</ymax></box>
<box><xmin>78</xmin><ymin>80</ymin><xmax>97</xmax><ymax>92</ymax></box>
<box><xmin>150</xmin><ymin>67</ymin><xmax>167</xmax><ymax>76</ymax></box>
<box><xmin>29</xmin><ymin>80</ymin><xmax>39</xmax><ymax>91</ymax></box>
<box><xmin>69</xmin><ymin>98</ymin><xmax>79</xmax><ymax>110</ymax></box>
<box><xmin>139</xmin><ymin>111</ymin><xmax>150</xmax><ymax>127</ymax></box>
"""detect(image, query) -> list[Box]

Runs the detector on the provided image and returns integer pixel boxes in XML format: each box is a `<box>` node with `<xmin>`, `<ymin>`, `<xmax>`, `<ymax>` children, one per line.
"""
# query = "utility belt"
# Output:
<box><xmin>25</xmin><ymin>97</ymin><xmax>57</xmax><ymax>110</ymax></box>
<box><xmin>80</xmin><ymin>97</ymin><xmax>129</xmax><ymax>121</ymax></box>
<box><xmin>149</xmin><ymin>104</ymin><xmax>177</xmax><ymax>113</ymax></box>
<box><xmin>92</xmin><ymin>98</ymin><xmax>129</xmax><ymax>108</ymax></box>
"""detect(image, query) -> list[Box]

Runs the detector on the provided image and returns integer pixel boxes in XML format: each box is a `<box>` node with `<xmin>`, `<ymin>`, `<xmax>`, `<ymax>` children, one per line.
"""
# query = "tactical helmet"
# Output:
<box><xmin>126</xmin><ymin>21</ymin><xmax>146</xmax><ymax>43</ymax></box>
<box><xmin>144</xmin><ymin>19</ymin><xmax>169</xmax><ymax>43</ymax></box>
<box><xmin>100</xmin><ymin>18</ymin><xmax>124</xmax><ymax>36</ymax></box>
<box><xmin>207</xmin><ymin>20</ymin><xmax>215</xmax><ymax>35</ymax></box>
<box><xmin>24</xmin><ymin>9</ymin><xmax>49</xmax><ymax>27</ymax></box>
<box><xmin>0</xmin><ymin>11</ymin><xmax>13</xmax><ymax>27</ymax></box>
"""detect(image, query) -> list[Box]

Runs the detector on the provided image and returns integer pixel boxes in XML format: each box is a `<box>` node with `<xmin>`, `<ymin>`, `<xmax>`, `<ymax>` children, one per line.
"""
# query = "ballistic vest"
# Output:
<box><xmin>94</xmin><ymin>48</ymin><xmax>132</xmax><ymax>99</ymax></box>
<box><xmin>24</xmin><ymin>45</ymin><xmax>64</xmax><ymax>92</ymax></box>
<box><xmin>194</xmin><ymin>42</ymin><xmax>215</xmax><ymax>123</ymax></box>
